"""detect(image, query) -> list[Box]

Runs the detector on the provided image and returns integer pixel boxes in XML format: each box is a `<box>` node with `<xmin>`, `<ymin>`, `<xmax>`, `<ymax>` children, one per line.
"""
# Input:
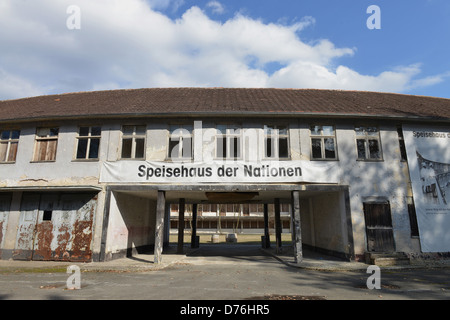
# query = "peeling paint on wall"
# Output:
<box><xmin>13</xmin><ymin>192</ymin><xmax>97</xmax><ymax>262</ymax></box>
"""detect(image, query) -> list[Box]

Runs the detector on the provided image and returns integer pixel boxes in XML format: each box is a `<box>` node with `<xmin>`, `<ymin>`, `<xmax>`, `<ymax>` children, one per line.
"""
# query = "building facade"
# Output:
<box><xmin>0</xmin><ymin>88</ymin><xmax>449</xmax><ymax>264</ymax></box>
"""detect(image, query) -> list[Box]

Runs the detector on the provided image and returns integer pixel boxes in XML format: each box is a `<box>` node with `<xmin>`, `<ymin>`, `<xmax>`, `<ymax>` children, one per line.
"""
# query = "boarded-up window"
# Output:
<box><xmin>33</xmin><ymin>128</ymin><xmax>59</xmax><ymax>161</ymax></box>
<box><xmin>0</xmin><ymin>130</ymin><xmax>20</xmax><ymax>162</ymax></box>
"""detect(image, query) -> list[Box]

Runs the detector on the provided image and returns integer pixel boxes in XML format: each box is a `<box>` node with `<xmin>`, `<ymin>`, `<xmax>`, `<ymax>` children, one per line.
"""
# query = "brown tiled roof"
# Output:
<box><xmin>0</xmin><ymin>88</ymin><xmax>449</xmax><ymax>123</ymax></box>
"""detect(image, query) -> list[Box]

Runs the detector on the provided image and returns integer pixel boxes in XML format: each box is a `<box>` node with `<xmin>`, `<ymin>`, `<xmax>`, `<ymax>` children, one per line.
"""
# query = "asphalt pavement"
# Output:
<box><xmin>0</xmin><ymin>244</ymin><xmax>449</xmax><ymax>302</ymax></box>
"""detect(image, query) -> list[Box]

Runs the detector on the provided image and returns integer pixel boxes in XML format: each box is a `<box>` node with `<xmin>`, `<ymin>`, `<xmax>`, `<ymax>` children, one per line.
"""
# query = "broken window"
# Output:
<box><xmin>121</xmin><ymin>125</ymin><xmax>146</xmax><ymax>159</ymax></box>
<box><xmin>0</xmin><ymin>130</ymin><xmax>20</xmax><ymax>163</ymax></box>
<box><xmin>310</xmin><ymin>125</ymin><xmax>337</xmax><ymax>160</ymax></box>
<box><xmin>264</xmin><ymin>125</ymin><xmax>289</xmax><ymax>159</ymax></box>
<box><xmin>355</xmin><ymin>126</ymin><xmax>382</xmax><ymax>160</ymax></box>
<box><xmin>76</xmin><ymin>126</ymin><xmax>101</xmax><ymax>160</ymax></box>
<box><xmin>33</xmin><ymin>127</ymin><xmax>59</xmax><ymax>161</ymax></box>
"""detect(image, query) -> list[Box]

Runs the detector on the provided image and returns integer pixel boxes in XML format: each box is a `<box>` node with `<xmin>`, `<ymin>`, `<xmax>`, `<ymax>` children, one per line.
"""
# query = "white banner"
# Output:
<box><xmin>403</xmin><ymin>125</ymin><xmax>450</xmax><ymax>252</ymax></box>
<box><xmin>100</xmin><ymin>160</ymin><xmax>341</xmax><ymax>184</ymax></box>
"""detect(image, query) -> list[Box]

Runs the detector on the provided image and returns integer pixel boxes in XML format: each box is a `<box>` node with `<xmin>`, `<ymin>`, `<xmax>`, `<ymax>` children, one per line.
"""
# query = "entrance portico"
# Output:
<box><xmin>98</xmin><ymin>183</ymin><xmax>354</xmax><ymax>265</ymax></box>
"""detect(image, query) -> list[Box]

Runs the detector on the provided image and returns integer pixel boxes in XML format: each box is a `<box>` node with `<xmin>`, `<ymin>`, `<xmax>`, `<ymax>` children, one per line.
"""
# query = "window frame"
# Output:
<box><xmin>74</xmin><ymin>126</ymin><xmax>102</xmax><ymax>161</ymax></box>
<box><xmin>167</xmin><ymin>124</ymin><xmax>193</xmax><ymax>161</ymax></box>
<box><xmin>215</xmin><ymin>124</ymin><xmax>242</xmax><ymax>160</ymax></box>
<box><xmin>264</xmin><ymin>125</ymin><xmax>290</xmax><ymax>160</ymax></box>
<box><xmin>310</xmin><ymin>125</ymin><xmax>338</xmax><ymax>160</ymax></box>
<box><xmin>355</xmin><ymin>126</ymin><xmax>383</xmax><ymax>161</ymax></box>
<box><xmin>32</xmin><ymin>127</ymin><xmax>59</xmax><ymax>162</ymax></box>
<box><xmin>120</xmin><ymin>125</ymin><xmax>146</xmax><ymax>160</ymax></box>
<box><xmin>0</xmin><ymin>129</ymin><xmax>20</xmax><ymax>163</ymax></box>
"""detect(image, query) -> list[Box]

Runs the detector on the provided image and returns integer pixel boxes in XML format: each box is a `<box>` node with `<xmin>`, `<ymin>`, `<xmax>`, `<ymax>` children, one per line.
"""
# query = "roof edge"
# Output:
<box><xmin>1</xmin><ymin>111</ymin><xmax>449</xmax><ymax>125</ymax></box>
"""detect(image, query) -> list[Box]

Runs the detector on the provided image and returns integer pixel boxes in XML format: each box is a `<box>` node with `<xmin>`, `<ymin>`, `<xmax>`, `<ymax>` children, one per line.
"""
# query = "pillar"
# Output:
<box><xmin>177</xmin><ymin>198</ymin><xmax>185</xmax><ymax>254</ymax></box>
<box><xmin>191</xmin><ymin>203</ymin><xmax>198</xmax><ymax>248</ymax></box>
<box><xmin>291</xmin><ymin>190</ymin><xmax>302</xmax><ymax>264</ymax></box>
<box><xmin>274</xmin><ymin>198</ymin><xmax>282</xmax><ymax>253</ymax></box>
<box><xmin>154</xmin><ymin>191</ymin><xmax>165</xmax><ymax>264</ymax></box>
<box><xmin>263</xmin><ymin>203</ymin><xmax>270</xmax><ymax>248</ymax></box>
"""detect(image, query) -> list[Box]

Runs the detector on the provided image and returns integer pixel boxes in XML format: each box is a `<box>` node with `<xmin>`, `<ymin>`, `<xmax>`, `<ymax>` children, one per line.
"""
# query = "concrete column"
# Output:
<box><xmin>274</xmin><ymin>198</ymin><xmax>282</xmax><ymax>253</ymax></box>
<box><xmin>163</xmin><ymin>204</ymin><xmax>170</xmax><ymax>248</ymax></box>
<box><xmin>191</xmin><ymin>203</ymin><xmax>198</xmax><ymax>248</ymax></box>
<box><xmin>263</xmin><ymin>203</ymin><xmax>270</xmax><ymax>248</ymax></box>
<box><xmin>154</xmin><ymin>191</ymin><xmax>165</xmax><ymax>264</ymax></box>
<box><xmin>98</xmin><ymin>188</ymin><xmax>112</xmax><ymax>262</ymax></box>
<box><xmin>292</xmin><ymin>190</ymin><xmax>303</xmax><ymax>264</ymax></box>
<box><xmin>177</xmin><ymin>198</ymin><xmax>185</xmax><ymax>254</ymax></box>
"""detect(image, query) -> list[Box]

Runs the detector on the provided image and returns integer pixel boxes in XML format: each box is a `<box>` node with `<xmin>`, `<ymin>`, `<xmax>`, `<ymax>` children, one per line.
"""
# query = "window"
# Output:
<box><xmin>168</xmin><ymin>125</ymin><xmax>193</xmax><ymax>160</ymax></box>
<box><xmin>264</xmin><ymin>125</ymin><xmax>289</xmax><ymax>159</ymax></box>
<box><xmin>121</xmin><ymin>125</ymin><xmax>146</xmax><ymax>159</ymax></box>
<box><xmin>75</xmin><ymin>126</ymin><xmax>101</xmax><ymax>160</ymax></box>
<box><xmin>33</xmin><ymin>127</ymin><xmax>59</xmax><ymax>161</ymax></box>
<box><xmin>43</xmin><ymin>210</ymin><xmax>53</xmax><ymax>221</ymax></box>
<box><xmin>0</xmin><ymin>130</ymin><xmax>20</xmax><ymax>163</ymax></box>
<box><xmin>355</xmin><ymin>126</ymin><xmax>382</xmax><ymax>160</ymax></box>
<box><xmin>397</xmin><ymin>127</ymin><xmax>408</xmax><ymax>161</ymax></box>
<box><xmin>216</xmin><ymin>125</ymin><xmax>241</xmax><ymax>159</ymax></box>
<box><xmin>310</xmin><ymin>125</ymin><xmax>337</xmax><ymax>160</ymax></box>
<box><xmin>407</xmin><ymin>197</ymin><xmax>419</xmax><ymax>237</ymax></box>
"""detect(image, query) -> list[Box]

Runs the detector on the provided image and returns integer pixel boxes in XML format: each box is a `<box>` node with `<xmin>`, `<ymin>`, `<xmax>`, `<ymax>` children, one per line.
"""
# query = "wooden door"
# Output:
<box><xmin>363</xmin><ymin>202</ymin><xmax>395</xmax><ymax>252</ymax></box>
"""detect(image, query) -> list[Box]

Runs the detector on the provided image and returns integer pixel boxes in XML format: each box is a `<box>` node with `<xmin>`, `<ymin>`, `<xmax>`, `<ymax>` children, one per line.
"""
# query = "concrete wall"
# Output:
<box><xmin>334</xmin><ymin>123</ymin><xmax>416</xmax><ymax>258</ymax></box>
<box><xmin>0</xmin><ymin>118</ymin><xmax>424</xmax><ymax>260</ymax></box>
<box><xmin>105</xmin><ymin>192</ymin><xmax>156</xmax><ymax>260</ymax></box>
<box><xmin>300</xmin><ymin>191</ymin><xmax>350</xmax><ymax>256</ymax></box>
<box><xmin>0</xmin><ymin>124</ymin><xmax>102</xmax><ymax>188</ymax></box>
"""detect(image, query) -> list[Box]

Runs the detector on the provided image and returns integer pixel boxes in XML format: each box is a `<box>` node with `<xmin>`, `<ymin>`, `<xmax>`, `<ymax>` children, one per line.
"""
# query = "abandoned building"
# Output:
<box><xmin>0</xmin><ymin>88</ymin><xmax>449</xmax><ymax>264</ymax></box>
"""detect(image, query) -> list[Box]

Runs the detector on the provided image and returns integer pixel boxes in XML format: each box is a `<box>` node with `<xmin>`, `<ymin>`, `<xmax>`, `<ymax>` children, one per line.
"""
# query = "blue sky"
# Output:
<box><xmin>1</xmin><ymin>0</ymin><xmax>449</xmax><ymax>100</ymax></box>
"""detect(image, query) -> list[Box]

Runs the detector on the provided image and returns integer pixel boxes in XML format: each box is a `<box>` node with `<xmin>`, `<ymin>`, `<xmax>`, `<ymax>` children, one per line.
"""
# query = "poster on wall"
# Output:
<box><xmin>403</xmin><ymin>125</ymin><xmax>450</xmax><ymax>252</ymax></box>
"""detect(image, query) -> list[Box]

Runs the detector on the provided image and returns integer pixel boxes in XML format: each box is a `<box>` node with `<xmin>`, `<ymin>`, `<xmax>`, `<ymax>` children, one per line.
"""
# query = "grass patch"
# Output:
<box><xmin>0</xmin><ymin>266</ymin><xmax>68</xmax><ymax>274</ymax></box>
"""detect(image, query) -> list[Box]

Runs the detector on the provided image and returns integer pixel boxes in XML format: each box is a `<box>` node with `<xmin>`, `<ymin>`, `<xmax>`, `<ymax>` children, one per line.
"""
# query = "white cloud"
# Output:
<box><xmin>206</xmin><ymin>1</ymin><xmax>225</xmax><ymax>15</ymax></box>
<box><xmin>0</xmin><ymin>68</ymin><xmax>43</xmax><ymax>100</ymax></box>
<box><xmin>0</xmin><ymin>0</ymin><xmax>445</xmax><ymax>100</ymax></box>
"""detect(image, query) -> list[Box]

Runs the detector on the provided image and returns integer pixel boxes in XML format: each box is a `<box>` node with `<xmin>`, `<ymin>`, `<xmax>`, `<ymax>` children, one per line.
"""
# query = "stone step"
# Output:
<box><xmin>365</xmin><ymin>252</ymin><xmax>410</xmax><ymax>266</ymax></box>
